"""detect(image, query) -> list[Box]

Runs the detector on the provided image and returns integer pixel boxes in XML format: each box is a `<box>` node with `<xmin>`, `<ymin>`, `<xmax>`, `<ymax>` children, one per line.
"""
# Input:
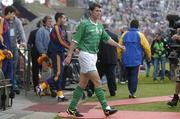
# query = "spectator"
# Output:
<box><xmin>35</xmin><ymin>15</ymin><xmax>52</xmax><ymax>95</ymax></box>
<box><xmin>27</xmin><ymin>20</ymin><xmax>43</xmax><ymax>92</ymax></box>
<box><xmin>3</xmin><ymin>6</ymin><xmax>27</xmax><ymax>94</ymax></box>
<box><xmin>35</xmin><ymin>16</ymin><xmax>52</xmax><ymax>56</ymax></box>
<box><xmin>151</xmin><ymin>32</ymin><xmax>167</xmax><ymax>83</ymax></box>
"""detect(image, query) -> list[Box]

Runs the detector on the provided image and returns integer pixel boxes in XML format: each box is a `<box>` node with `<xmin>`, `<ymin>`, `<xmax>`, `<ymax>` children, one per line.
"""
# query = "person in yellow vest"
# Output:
<box><xmin>0</xmin><ymin>16</ymin><xmax>13</xmax><ymax>68</ymax></box>
<box><xmin>0</xmin><ymin>50</ymin><xmax>13</xmax><ymax>67</ymax></box>
<box><xmin>0</xmin><ymin>16</ymin><xmax>12</xmax><ymax>80</ymax></box>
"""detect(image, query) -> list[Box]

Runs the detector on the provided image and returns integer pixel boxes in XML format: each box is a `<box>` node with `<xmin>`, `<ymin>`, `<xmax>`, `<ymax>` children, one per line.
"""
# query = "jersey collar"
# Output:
<box><xmin>89</xmin><ymin>18</ymin><xmax>97</xmax><ymax>26</ymax></box>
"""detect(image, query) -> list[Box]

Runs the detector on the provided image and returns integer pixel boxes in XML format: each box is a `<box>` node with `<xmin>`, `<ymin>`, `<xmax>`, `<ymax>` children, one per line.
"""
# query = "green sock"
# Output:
<box><xmin>68</xmin><ymin>86</ymin><xmax>83</xmax><ymax>110</ymax></box>
<box><xmin>95</xmin><ymin>87</ymin><xmax>108</xmax><ymax>110</ymax></box>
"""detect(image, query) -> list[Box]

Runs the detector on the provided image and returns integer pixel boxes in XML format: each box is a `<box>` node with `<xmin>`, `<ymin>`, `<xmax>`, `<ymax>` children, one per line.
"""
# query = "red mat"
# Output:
<box><xmin>24</xmin><ymin>103</ymin><xmax>96</xmax><ymax>113</ymax></box>
<box><xmin>59</xmin><ymin>110</ymin><xmax>180</xmax><ymax>119</ymax></box>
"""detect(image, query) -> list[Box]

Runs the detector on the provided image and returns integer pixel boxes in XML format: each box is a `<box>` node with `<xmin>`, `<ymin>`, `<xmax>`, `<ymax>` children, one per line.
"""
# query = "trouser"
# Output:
<box><xmin>31</xmin><ymin>53</ymin><xmax>41</xmax><ymax>89</ymax></box>
<box><xmin>117</xmin><ymin>60</ymin><xmax>127</xmax><ymax>82</ymax></box>
<box><xmin>2</xmin><ymin>59</ymin><xmax>14</xmax><ymax>86</ymax></box>
<box><xmin>146</xmin><ymin>60</ymin><xmax>151</xmax><ymax>77</ymax></box>
<box><xmin>62</xmin><ymin>65</ymin><xmax>73</xmax><ymax>89</ymax></box>
<box><xmin>88</xmin><ymin>63</ymin><xmax>117</xmax><ymax>96</ymax></box>
<box><xmin>10</xmin><ymin>47</ymin><xmax>19</xmax><ymax>88</ymax></box>
<box><xmin>153</xmin><ymin>57</ymin><xmax>166</xmax><ymax>80</ymax></box>
<box><xmin>126</xmin><ymin>66</ymin><xmax>139</xmax><ymax>95</ymax></box>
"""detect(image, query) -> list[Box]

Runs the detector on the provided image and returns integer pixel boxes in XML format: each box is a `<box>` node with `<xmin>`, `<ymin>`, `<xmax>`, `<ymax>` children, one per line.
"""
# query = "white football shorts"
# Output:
<box><xmin>79</xmin><ymin>51</ymin><xmax>97</xmax><ymax>73</ymax></box>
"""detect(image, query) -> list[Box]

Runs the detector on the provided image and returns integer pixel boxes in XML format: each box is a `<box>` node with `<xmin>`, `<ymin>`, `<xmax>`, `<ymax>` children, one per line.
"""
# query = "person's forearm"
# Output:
<box><xmin>67</xmin><ymin>40</ymin><xmax>77</xmax><ymax>57</ymax></box>
<box><xmin>107</xmin><ymin>39</ymin><xmax>124</xmax><ymax>49</ymax></box>
<box><xmin>172</xmin><ymin>34</ymin><xmax>180</xmax><ymax>41</ymax></box>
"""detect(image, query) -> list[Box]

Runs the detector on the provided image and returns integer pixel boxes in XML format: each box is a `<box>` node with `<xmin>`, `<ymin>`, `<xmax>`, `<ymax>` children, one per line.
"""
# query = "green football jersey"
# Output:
<box><xmin>72</xmin><ymin>19</ymin><xmax>110</xmax><ymax>54</ymax></box>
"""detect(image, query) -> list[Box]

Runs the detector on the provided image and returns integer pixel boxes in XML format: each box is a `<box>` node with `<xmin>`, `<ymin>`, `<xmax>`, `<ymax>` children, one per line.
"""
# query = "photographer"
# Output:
<box><xmin>151</xmin><ymin>32</ymin><xmax>167</xmax><ymax>83</ymax></box>
<box><xmin>167</xmin><ymin>27</ymin><xmax>180</xmax><ymax>107</ymax></box>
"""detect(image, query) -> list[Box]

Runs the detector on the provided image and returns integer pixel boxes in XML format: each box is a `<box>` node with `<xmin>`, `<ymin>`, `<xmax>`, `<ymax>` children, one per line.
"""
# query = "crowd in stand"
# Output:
<box><xmin>86</xmin><ymin>0</ymin><xmax>179</xmax><ymax>43</ymax></box>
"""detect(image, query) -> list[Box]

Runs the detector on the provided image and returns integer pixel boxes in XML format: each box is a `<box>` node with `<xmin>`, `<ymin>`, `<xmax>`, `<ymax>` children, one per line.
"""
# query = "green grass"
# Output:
<box><xmin>83</xmin><ymin>72</ymin><xmax>176</xmax><ymax>102</ymax></box>
<box><xmin>116</xmin><ymin>101</ymin><xmax>180</xmax><ymax>112</ymax></box>
<box><xmin>54</xmin><ymin>69</ymin><xmax>179</xmax><ymax>118</ymax></box>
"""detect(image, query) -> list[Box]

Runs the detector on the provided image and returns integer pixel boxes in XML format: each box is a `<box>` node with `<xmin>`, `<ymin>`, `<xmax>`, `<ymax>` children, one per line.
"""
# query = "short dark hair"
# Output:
<box><xmin>130</xmin><ymin>19</ymin><xmax>139</xmax><ymax>28</ymax></box>
<box><xmin>55</xmin><ymin>12</ymin><xmax>64</xmax><ymax>22</ymax></box>
<box><xmin>4</xmin><ymin>6</ymin><xmax>16</xmax><ymax>16</ymax></box>
<box><xmin>89</xmin><ymin>3</ymin><xmax>102</xmax><ymax>11</ymax></box>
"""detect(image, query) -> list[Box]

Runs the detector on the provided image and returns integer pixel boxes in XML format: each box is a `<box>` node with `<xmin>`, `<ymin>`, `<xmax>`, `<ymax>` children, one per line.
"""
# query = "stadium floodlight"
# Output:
<box><xmin>1</xmin><ymin>0</ymin><xmax>13</xmax><ymax>6</ymax></box>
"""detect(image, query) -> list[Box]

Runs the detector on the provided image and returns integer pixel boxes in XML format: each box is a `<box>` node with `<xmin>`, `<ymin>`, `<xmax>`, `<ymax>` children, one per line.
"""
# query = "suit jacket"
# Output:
<box><xmin>97</xmin><ymin>29</ymin><xmax>118</xmax><ymax>64</ymax></box>
<box><xmin>28</xmin><ymin>29</ymin><xmax>39</xmax><ymax>56</ymax></box>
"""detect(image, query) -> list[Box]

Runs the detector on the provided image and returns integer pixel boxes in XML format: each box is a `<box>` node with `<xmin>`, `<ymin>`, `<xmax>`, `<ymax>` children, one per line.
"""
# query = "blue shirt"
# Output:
<box><xmin>35</xmin><ymin>26</ymin><xmax>50</xmax><ymax>54</ymax></box>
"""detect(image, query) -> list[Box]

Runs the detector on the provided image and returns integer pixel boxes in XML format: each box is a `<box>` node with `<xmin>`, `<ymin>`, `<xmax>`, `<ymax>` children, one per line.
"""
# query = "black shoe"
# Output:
<box><xmin>13</xmin><ymin>88</ymin><xmax>20</xmax><ymax>95</ymax></box>
<box><xmin>167</xmin><ymin>94</ymin><xmax>179</xmax><ymax>107</ymax></box>
<box><xmin>104</xmin><ymin>106</ymin><xmax>118</xmax><ymax>116</ymax></box>
<box><xmin>66</xmin><ymin>108</ymin><xmax>83</xmax><ymax>117</ymax></box>
<box><xmin>110</xmin><ymin>92</ymin><xmax>116</xmax><ymax>96</ymax></box>
<box><xmin>57</xmin><ymin>96</ymin><xmax>68</xmax><ymax>102</ymax></box>
<box><xmin>9</xmin><ymin>91</ymin><xmax>15</xmax><ymax>98</ymax></box>
<box><xmin>87</xmin><ymin>89</ymin><xmax>93</xmax><ymax>97</ymax></box>
<box><xmin>50</xmin><ymin>90</ymin><xmax>57</xmax><ymax>97</ymax></box>
<box><xmin>129</xmin><ymin>95</ymin><xmax>136</xmax><ymax>99</ymax></box>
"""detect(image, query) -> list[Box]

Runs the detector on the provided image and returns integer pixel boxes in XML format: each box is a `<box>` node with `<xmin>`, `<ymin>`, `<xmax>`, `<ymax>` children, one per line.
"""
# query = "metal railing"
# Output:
<box><xmin>17</xmin><ymin>47</ymin><xmax>31</xmax><ymax>95</ymax></box>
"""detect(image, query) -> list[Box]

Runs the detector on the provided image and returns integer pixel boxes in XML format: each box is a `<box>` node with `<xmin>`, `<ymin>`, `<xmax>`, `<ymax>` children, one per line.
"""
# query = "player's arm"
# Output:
<box><xmin>64</xmin><ymin>40</ymin><xmax>77</xmax><ymax>65</ymax></box>
<box><xmin>55</xmin><ymin>25</ymin><xmax>69</xmax><ymax>49</ymax></box>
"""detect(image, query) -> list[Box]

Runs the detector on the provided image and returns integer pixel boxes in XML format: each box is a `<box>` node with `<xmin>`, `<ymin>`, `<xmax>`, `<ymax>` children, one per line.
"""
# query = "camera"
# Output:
<box><xmin>166</xmin><ymin>15</ymin><xmax>180</xmax><ymax>64</ymax></box>
<box><xmin>166</xmin><ymin>15</ymin><xmax>180</xmax><ymax>80</ymax></box>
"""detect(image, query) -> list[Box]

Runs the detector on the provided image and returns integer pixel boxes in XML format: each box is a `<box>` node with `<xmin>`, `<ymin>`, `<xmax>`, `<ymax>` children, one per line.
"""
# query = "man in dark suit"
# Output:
<box><xmin>87</xmin><ymin>23</ymin><xmax>118</xmax><ymax>96</ymax></box>
<box><xmin>27</xmin><ymin>20</ymin><xmax>42</xmax><ymax>92</ymax></box>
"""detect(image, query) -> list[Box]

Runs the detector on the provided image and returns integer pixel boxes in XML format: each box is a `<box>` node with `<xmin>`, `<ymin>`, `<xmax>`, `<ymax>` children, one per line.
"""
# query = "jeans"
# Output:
<box><xmin>10</xmin><ymin>47</ymin><xmax>19</xmax><ymax>88</ymax></box>
<box><xmin>153</xmin><ymin>57</ymin><xmax>166</xmax><ymax>80</ymax></box>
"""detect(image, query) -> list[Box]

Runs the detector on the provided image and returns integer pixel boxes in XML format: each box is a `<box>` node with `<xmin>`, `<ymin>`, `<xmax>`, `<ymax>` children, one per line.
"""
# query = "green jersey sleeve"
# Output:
<box><xmin>101</xmin><ymin>27</ymin><xmax>110</xmax><ymax>42</ymax></box>
<box><xmin>72</xmin><ymin>22</ymin><xmax>85</xmax><ymax>43</ymax></box>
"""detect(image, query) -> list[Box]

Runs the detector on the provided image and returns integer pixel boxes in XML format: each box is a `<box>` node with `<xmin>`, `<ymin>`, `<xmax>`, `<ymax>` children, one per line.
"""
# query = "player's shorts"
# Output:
<box><xmin>79</xmin><ymin>51</ymin><xmax>97</xmax><ymax>73</ymax></box>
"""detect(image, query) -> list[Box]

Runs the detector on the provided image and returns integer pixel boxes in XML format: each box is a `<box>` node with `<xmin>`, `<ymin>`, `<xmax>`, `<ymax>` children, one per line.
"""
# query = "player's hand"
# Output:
<box><xmin>120</xmin><ymin>45</ymin><xmax>126</xmax><ymax>52</ymax></box>
<box><xmin>74</xmin><ymin>48</ymin><xmax>80</xmax><ymax>54</ymax></box>
<box><xmin>147</xmin><ymin>57</ymin><xmax>151</xmax><ymax>62</ymax></box>
<box><xmin>54</xmin><ymin>76</ymin><xmax>58</xmax><ymax>81</ymax></box>
<box><xmin>41</xmin><ymin>53</ymin><xmax>47</xmax><ymax>57</ymax></box>
<box><xmin>3</xmin><ymin>50</ymin><xmax>13</xmax><ymax>59</ymax></box>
